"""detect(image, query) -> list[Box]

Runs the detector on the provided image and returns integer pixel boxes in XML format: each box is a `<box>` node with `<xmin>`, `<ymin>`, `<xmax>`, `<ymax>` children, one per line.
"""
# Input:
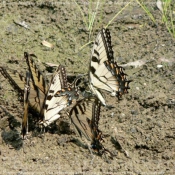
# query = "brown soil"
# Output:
<box><xmin>0</xmin><ymin>0</ymin><xmax>175</xmax><ymax>174</ymax></box>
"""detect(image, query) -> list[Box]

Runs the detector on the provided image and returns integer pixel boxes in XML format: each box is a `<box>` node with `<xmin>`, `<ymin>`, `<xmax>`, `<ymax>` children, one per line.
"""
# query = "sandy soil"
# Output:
<box><xmin>0</xmin><ymin>0</ymin><xmax>175</xmax><ymax>174</ymax></box>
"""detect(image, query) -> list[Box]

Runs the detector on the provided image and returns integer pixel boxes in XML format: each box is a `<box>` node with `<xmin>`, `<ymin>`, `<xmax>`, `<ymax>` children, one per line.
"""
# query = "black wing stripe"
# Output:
<box><xmin>24</xmin><ymin>52</ymin><xmax>48</xmax><ymax>94</ymax></box>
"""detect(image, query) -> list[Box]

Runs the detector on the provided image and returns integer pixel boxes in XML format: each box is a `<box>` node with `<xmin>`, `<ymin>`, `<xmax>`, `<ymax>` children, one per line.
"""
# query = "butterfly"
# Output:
<box><xmin>89</xmin><ymin>28</ymin><xmax>131</xmax><ymax>106</ymax></box>
<box><xmin>69</xmin><ymin>97</ymin><xmax>113</xmax><ymax>156</ymax></box>
<box><xmin>24</xmin><ymin>52</ymin><xmax>79</xmax><ymax>127</ymax></box>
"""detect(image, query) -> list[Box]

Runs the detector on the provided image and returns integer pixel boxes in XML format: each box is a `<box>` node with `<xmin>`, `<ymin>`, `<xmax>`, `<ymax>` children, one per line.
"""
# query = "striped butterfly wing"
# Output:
<box><xmin>24</xmin><ymin>52</ymin><xmax>48</xmax><ymax>118</ymax></box>
<box><xmin>69</xmin><ymin>97</ymin><xmax>104</xmax><ymax>153</ymax></box>
<box><xmin>24</xmin><ymin>52</ymin><xmax>48</xmax><ymax>94</ymax></box>
<box><xmin>43</xmin><ymin>65</ymin><xmax>79</xmax><ymax>126</ymax></box>
<box><xmin>42</xmin><ymin>65</ymin><xmax>69</xmax><ymax>126</ymax></box>
<box><xmin>22</xmin><ymin>71</ymin><xmax>31</xmax><ymax>137</ymax></box>
<box><xmin>104</xmin><ymin>59</ymin><xmax>131</xmax><ymax>99</ymax></box>
<box><xmin>89</xmin><ymin>28</ymin><xmax>131</xmax><ymax>105</ymax></box>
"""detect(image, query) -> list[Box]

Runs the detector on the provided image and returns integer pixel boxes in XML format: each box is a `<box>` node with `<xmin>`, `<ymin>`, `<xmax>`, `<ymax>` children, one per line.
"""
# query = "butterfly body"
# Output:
<box><xmin>22</xmin><ymin>71</ymin><xmax>31</xmax><ymax>137</ymax></box>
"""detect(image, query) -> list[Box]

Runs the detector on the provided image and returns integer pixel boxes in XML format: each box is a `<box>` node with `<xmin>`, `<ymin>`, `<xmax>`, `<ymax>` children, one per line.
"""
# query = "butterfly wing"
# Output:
<box><xmin>42</xmin><ymin>65</ymin><xmax>69</xmax><ymax>126</ymax></box>
<box><xmin>89</xmin><ymin>28</ymin><xmax>130</xmax><ymax>105</ymax></box>
<box><xmin>24</xmin><ymin>52</ymin><xmax>48</xmax><ymax>94</ymax></box>
<box><xmin>70</xmin><ymin>97</ymin><xmax>113</xmax><ymax>156</ymax></box>
<box><xmin>24</xmin><ymin>52</ymin><xmax>48</xmax><ymax>118</ymax></box>
<box><xmin>69</xmin><ymin>97</ymin><xmax>101</xmax><ymax>142</ymax></box>
<box><xmin>22</xmin><ymin>71</ymin><xmax>31</xmax><ymax>137</ymax></box>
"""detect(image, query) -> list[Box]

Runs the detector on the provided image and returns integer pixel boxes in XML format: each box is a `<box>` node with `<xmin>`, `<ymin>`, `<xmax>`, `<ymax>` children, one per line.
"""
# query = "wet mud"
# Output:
<box><xmin>0</xmin><ymin>1</ymin><xmax>175</xmax><ymax>174</ymax></box>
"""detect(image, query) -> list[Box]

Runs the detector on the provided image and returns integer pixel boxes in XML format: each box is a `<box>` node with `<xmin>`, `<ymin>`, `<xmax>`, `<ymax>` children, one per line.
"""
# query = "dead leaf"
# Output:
<box><xmin>42</xmin><ymin>40</ymin><xmax>53</xmax><ymax>48</ymax></box>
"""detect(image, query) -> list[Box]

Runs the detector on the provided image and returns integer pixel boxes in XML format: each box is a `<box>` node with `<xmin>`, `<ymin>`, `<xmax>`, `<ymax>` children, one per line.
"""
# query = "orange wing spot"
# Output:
<box><xmin>110</xmin><ymin>63</ymin><xmax>114</xmax><ymax>69</ymax></box>
<box><xmin>116</xmin><ymin>69</ymin><xmax>119</xmax><ymax>74</ymax></box>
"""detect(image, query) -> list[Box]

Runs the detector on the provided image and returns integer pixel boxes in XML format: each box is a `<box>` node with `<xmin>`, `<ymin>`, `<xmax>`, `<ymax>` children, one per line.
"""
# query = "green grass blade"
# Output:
<box><xmin>88</xmin><ymin>0</ymin><xmax>100</xmax><ymax>39</ymax></box>
<box><xmin>73</xmin><ymin>0</ymin><xmax>88</xmax><ymax>28</ymax></box>
<box><xmin>136</xmin><ymin>0</ymin><xmax>155</xmax><ymax>23</ymax></box>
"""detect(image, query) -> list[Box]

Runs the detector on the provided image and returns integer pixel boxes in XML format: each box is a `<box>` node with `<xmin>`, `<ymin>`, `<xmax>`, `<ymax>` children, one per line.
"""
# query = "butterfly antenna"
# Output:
<box><xmin>85</xmin><ymin>139</ymin><xmax>94</xmax><ymax>158</ymax></box>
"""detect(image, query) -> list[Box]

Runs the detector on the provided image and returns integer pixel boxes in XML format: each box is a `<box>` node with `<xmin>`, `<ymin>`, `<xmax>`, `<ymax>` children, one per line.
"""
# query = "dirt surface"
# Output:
<box><xmin>0</xmin><ymin>0</ymin><xmax>175</xmax><ymax>174</ymax></box>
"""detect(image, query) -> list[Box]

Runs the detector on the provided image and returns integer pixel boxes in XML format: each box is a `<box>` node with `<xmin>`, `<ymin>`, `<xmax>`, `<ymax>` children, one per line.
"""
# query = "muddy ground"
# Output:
<box><xmin>0</xmin><ymin>0</ymin><xmax>175</xmax><ymax>174</ymax></box>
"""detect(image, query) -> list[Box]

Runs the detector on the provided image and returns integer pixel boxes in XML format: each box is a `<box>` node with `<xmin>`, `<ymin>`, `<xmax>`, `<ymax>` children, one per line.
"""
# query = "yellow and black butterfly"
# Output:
<box><xmin>69</xmin><ymin>97</ymin><xmax>113</xmax><ymax>156</ymax></box>
<box><xmin>89</xmin><ymin>28</ymin><xmax>131</xmax><ymax>106</ymax></box>
<box><xmin>24</xmin><ymin>52</ymin><xmax>79</xmax><ymax>127</ymax></box>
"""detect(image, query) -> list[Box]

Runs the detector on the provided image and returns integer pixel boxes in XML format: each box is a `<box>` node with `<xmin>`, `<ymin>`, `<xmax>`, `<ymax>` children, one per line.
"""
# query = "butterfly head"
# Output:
<box><xmin>90</xmin><ymin>127</ymin><xmax>104</xmax><ymax>153</ymax></box>
<box><xmin>91</xmin><ymin>138</ymin><xmax>114</xmax><ymax>159</ymax></box>
<box><xmin>90</xmin><ymin>126</ymin><xmax>114</xmax><ymax>158</ymax></box>
<box><xmin>91</xmin><ymin>139</ymin><xmax>103</xmax><ymax>153</ymax></box>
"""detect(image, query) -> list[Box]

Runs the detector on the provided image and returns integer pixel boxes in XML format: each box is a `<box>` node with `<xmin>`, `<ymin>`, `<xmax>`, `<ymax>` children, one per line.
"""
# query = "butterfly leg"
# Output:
<box><xmin>84</xmin><ymin>140</ymin><xmax>95</xmax><ymax>161</ymax></box>
<box><xmin>86</xmin><ymin>143</ymin><xmax>96</xmax><ymax>164</ymax></box>
<box><xmin>39</xmin><ymin>125</ymin><xmax>46</xmax><ymax>139</ymax></box>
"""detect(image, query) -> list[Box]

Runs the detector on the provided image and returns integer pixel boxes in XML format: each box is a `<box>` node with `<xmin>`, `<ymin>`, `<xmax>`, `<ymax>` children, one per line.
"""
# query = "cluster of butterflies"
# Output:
<box><xmin>0</xmin><ymin>28</ymin><xmax>131</xmax><ymax>157</ymax></box>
